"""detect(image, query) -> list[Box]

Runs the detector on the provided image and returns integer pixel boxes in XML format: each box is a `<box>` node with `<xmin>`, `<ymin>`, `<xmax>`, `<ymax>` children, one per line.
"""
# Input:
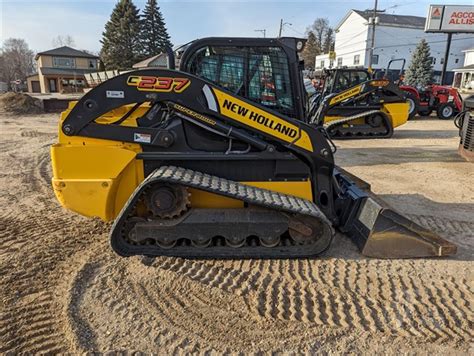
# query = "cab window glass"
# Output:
<box><xmin>186</xmin><ymin>45</ymin><xmax>295</xmax><ymax>117</ymax></box>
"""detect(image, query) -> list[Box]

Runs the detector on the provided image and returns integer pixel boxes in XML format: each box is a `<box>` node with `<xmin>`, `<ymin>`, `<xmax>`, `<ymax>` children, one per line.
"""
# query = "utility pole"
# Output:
<box><xmin>254</xmin><ymin>29</ymin><xmax>266</xmax><ymax>38</ymax></box>
<box><xmin>440</xmin><ymin>32</ymin><xmax>452</xmax><ymax>85</ymax></box>
<box><xmin>368</xmin><ymin>0</ymin><xmax>378</xmax><ymax>70</ymax></box>
<box><xmin>278</xmin><ymin>19</ymin><xmax>292</xmax><ymax>37</ymax></box>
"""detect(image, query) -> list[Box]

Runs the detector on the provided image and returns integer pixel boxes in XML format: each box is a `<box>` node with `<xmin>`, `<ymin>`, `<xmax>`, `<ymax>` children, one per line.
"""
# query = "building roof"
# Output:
<box><xmin>133</xmin><ymin>53</ymin><xmax>168</xmax><ymax>69</ymax></box>
<box><xmin>39</xmin><ymin>67</ymin><xmax>97</xmax><ymax>76</ymax></box>
<box><xmin>336</xmin><ymin>9</ymin><xmax>426</xmax><ymax>30</ymax></box>
<box><xmin>35</xmin><ymin>46</ymin><xmax>98</xmax><ymax>60</ymax></box>
<box><xmin>353</xmin><ymin>10</ymin><xmax>426</xmax><ymax>28</ymax></box>
<box><xmin>454</xmin><ymin>64</ymin><xmax>474</xmax><ymax>72</ymax></box>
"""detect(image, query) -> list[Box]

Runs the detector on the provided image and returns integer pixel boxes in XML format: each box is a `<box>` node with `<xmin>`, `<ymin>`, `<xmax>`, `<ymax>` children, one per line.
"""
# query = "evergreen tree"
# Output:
<box><xmin>140</xmin><ymin>0</ymin><xmax>172</xmax><ymax>57</ymax></box>
<box><xmin>404</xmin><ymin>39</ymin><xmax>434</xmax><ymax>87</ymax></box>
<box><xmin>100</xmin><ymin>0</ymin><xmax>142</xmax><ymax>70</ymax></box>
<box><xmin>301</xmin><ymin>31</ymin><xmax>319</xmax><ymax>69</ymax></box>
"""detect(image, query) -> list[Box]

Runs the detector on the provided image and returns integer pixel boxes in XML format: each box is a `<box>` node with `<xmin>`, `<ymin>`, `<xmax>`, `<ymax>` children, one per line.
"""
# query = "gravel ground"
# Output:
<box><xmin>0</xmin><ymin>113</ymin><xmax>472</xmax><ymax>354</ymax></box>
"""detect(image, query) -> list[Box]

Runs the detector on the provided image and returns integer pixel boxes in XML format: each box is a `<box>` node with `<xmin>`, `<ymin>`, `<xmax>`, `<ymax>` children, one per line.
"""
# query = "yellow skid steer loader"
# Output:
<box><xmin>51</xmin><ymin>37</ymin><xmax>456</xmax><ymax>258</ymax></box>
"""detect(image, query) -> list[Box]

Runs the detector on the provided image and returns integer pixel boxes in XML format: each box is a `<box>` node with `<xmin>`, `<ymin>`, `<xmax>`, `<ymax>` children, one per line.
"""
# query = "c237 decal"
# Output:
<box><xmin>127</xmin><ymin>76</ymin><xmax>191</xmax><ymax>93</ymax></box>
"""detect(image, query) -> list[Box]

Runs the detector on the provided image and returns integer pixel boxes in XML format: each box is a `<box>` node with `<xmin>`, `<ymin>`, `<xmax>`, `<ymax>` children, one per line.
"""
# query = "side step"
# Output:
<box><xmin>335</xmin><ymin>167</ymin><xmax>457</xmax><ymax>258</ymax></box>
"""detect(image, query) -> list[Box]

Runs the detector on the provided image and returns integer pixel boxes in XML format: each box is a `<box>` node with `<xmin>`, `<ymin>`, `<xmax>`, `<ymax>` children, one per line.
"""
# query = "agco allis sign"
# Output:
<box><xmin>127</xmin><ymin>75</ymin><xmax>191</xmax><ymax>93</ymax></box>
<box><xmin>448</xmin><ymin>11</ymin><xmax>474</xmax><ymax>25</ymax></box>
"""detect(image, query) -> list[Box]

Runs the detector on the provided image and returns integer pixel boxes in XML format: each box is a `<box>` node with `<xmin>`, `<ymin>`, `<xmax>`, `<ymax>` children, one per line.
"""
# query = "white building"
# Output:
<box><xmin>453</xmin><ymin>48</ymin><xmax>474</xmax><ymax>92</ymax></box>
<box><xmin>315</xmin><ymin>9</ymin><xmax>473</xmax><ymax>83</ymax></box>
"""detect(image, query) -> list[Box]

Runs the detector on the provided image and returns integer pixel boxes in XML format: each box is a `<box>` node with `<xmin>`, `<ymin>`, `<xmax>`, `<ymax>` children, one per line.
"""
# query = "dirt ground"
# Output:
<box><xmin>0</xmin><ymin>113</ymin><xmax>472</xmax><ymax>354</ymax></box>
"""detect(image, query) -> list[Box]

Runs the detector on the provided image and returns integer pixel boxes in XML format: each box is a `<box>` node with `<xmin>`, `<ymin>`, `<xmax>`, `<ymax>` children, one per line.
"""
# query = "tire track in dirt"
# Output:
<box><xmin>65</xmin><ymin>257</ymin><xmax>347</xmax><ymax>353</ymax></box>
<box><xmin>0</xmin><ymin>134</ymin><xmax>107</xmax><ymax>355</ymax></box>
<box><xmin>20</xmin><ymin>130</ymin><xmax>56</xmax><ymax>138</ymax></box>
<box><xmin>1</xmin><ymin>115</ymin><xmax>473</xmax><ymax>353</ymax></box>
<box><xmin>145</xmin><ymin>256</ymin><xmax>473</xmax><ymax>342</ymax></box>
<box><xmin>409</xmin><ymin>214</ymin><xmax>474</xmax><ymax>237</ymax></box>
<box><xmin>0</xmin><ymin>213</ymin><xmax>106</xmax><ymax>354</ymax></box>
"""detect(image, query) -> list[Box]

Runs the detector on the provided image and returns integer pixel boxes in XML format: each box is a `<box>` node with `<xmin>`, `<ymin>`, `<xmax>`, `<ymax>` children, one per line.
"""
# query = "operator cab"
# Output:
<box><xmin>179</xmin><ymin>37</ymin><xmax>308</xmax><ymax>121</ymax></box>
<box><xmin>322</xmin><ymin>68</ymin><xmax>371</xmax><ymax>95</ymax></box>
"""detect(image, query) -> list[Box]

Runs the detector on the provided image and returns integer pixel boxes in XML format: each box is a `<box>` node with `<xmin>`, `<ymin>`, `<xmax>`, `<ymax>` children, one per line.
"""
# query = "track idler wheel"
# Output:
<box><xmin>146</xmin><ymin>184</ymin><xmax>190</xmax><ymax>218</ymax></box>
<box><xmin>289</xmin><ymin>216</ymin><xmax>327</xmax><ymax>245</ymax></box>
<box><xmin>367</xmin><ymin>114</ymin><xmax>384</xmax><ymax>128</ymax></box>
<box><xmin>191</xmin><ymin>237</ymin><xmax>212</xmax><ymax>248</ymax></box>
<box><xmin>156</xmin><ymin>236</ymin><xmax>177</xmax><ymax>249</ymax></box>
<box><xmin>259</xmin><ymin>236</ymin><xmax>280</xmax><ymax>248</ymax></box>
<box><xmin>226</xmin><ymin>237</ymin><xmax>246</xmax><ymax>248</ymax></box>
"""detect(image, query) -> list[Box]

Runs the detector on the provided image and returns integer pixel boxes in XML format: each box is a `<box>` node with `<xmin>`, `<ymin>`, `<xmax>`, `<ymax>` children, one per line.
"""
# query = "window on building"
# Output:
<box><xmin>455</xmin><ymin>58</ymin><xmax>459</xmax><ymax>64</ymax></box>
<box><xmin>320</xmin><ymin>60</ymin><xmax>325</xmax><ymax>68</ymax></box>
<box><xmin>88</xmin><ymin>60</ymin><xmax>96</xmax><ymax>69</ymax></box>
<box><xmin>53</xmin><ymin>57</ymin><xmax>76</xmax><ymax>68</ymax></box>
<box><xmin>372</xmin><ymin>55</ymin><xmax>379</xmax><ymax>65</ymax></box>
<box><xmin>329</xmin><ymin>59</ymin><xmax>334</xmax><ymax>68</ymax></box>
<box><xmin>353</xmin><ymin>55</ymin><xmax>360</xmax><ymax>65</ymax></box>
<box><xmin>440</xmin><ymin>58</ymin><xmax>444</xmax><ymax>65</ymax></box>
<box><xmin>430</xmin><ymin>57</ymin><xmax>436</xmax><ymax>65</ymax></box>
<box><xmin>337</xmin><ymin>57</ymin><xmax>343</xmax><ymax>66</ymax></box>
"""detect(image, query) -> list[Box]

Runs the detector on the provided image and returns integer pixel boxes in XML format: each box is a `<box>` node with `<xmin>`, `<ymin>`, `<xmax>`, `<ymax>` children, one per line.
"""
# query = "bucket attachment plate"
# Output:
<box><xmin>335</xmin><ymin>168</ymin><xmax>457</xmax><ymax>258</ymax></box>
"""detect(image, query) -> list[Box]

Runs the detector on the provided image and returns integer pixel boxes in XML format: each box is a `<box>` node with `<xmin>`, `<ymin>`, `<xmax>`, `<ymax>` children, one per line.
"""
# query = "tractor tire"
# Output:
<box><xmin>437</xmin><ymin>103</ymin><xmax>456</xmax><ymax>120</ymax></box>
<box><xmin>417</xmin><ymin>108</ymin><xmax>433</xmax><ymax>117</ymax></box>
<box><xmin>405</xmin><ymin>93</ymin><xmax>419</xmax><ymax>120</ymax></box>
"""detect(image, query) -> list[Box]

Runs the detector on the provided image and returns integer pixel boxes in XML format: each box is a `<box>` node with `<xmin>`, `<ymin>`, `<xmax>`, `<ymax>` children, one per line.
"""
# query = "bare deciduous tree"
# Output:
<box><xmin>52</xmin><ymin>35</ymin><xmax>76</xmax><ymax>48</ymax></box>
<box><xmin>302</xmin><ymin>31</ymin><xmax>319</xmax><ymax>69</ymax></box>
<box><xmin>305</xmin><ymin>18</ymin><xmax>335</xmax><ymax>55</ymax></box>
<box><xmin>309</xmin><ymin>18</ymin><xmax>329</xmax><ymax>50</ymax></box>
<box><xmin>0</xmin><ymin>38</ymin><xmax>35</xmax><ymax>90</ymax></box>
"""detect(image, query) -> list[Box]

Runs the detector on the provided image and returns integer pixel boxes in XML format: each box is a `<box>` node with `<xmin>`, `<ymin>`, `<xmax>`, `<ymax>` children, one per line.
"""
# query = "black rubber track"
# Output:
<box><xmin>110</xmin><ymin>166</ymin><xmax>334</xmax><ymax>259</ymax></box>
<box><xmin>328</xmin><ymin>111</ymin><xmax>394</xmax><ymax>139</ymax></box>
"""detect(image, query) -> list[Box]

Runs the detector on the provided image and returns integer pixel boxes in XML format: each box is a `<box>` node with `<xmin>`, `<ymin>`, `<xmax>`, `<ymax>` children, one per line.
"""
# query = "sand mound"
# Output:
<box><xmin>0</xmin><ymin>92</ymin><xmax>43</xmax><ymax>114</ymax></box>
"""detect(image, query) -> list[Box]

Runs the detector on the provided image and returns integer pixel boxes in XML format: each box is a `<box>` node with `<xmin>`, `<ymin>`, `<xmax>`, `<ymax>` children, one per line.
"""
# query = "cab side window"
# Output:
<box><xmin>185</xmin><ymin>45</ymin><xmax>295</xmax><ymax>117</ymax></box>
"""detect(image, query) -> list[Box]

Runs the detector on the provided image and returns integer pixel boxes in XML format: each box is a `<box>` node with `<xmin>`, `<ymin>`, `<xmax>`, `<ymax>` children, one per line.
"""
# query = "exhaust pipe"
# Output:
<box><xmin>334</xmin><ymin>167</ymin><xmax>457</xmax><ymax>258</ymax></box>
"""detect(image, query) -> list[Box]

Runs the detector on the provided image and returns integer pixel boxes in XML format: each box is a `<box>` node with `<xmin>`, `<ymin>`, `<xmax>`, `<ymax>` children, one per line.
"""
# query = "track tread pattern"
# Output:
<box><xmin>110</xmin><ymin>165</ymin><xmax>333</xmax><ymax>258</ymax></box>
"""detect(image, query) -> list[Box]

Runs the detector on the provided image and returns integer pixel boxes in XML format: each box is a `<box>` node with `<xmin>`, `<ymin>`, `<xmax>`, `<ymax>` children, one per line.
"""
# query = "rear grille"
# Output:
<box><xmin>461</xmin><ymin>113</ymin><xmax>474</xmax><ymax>151</ymax></box>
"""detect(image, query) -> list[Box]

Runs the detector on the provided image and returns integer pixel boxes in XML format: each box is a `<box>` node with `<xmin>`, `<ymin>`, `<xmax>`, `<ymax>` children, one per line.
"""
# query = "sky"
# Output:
<box><xmin>0</xmin><ymin>0</ymin><xmax>470</xmax><ymax>54</ymax></box>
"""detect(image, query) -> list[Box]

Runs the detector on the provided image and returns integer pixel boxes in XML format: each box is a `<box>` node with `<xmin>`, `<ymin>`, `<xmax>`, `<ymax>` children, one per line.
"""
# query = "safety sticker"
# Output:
<box><xmin>134</xmin><ymin>133</ymin><xmax>151</xmax><ymax>143</ymax></box>
<box><xmin>106</xmin><ymin>90</ymin><xmax>125</xmax><ymax>98</ymax></box>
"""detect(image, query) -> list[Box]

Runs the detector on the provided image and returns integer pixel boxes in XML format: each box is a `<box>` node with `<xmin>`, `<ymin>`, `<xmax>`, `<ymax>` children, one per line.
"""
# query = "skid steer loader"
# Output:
<box><xmin>51</xmin><ymin>37</ymin><xmax>456</xmax><ymax>258</ymax></box>
<box><xmin>309</xmin><ymin>67</ymin><xmax>410</xmax><ymax>138</ymax></box>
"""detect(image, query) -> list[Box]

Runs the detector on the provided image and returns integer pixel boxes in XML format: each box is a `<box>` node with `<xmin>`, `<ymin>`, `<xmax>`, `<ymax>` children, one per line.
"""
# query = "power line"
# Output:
<box><xmin>316</xmin><ymin>36</ymin><xmax>472</xmax><ymax>59</ymax></box>
<box><xmin>286</xmin><ymin>26</ymin><xmax>306</xmax><ymax>37</ymax></box>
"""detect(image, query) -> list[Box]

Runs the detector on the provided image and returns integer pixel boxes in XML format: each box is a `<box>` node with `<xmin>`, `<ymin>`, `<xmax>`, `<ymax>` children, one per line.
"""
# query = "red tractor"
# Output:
<box><xmin>381</xmin><ymin>58</ymin><xmax>463</xmax><ymax>120</ymax></box>
<box><xmin>400</xmin><ymin>84</ymin><xmax>464</xmax><ymax>120</ymax></box>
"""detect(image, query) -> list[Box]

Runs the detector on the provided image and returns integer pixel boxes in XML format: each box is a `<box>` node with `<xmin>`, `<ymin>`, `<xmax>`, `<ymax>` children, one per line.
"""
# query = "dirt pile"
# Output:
<box><xmin>0</xmin><ymin>92</ymin><xmax>43</xmax><ymax>114</ymax></box>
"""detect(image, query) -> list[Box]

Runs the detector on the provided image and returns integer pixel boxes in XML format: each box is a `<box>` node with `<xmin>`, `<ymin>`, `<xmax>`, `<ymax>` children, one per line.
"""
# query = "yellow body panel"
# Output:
<box><xmin>52</xmin><ymin>102</ymin><xmax>145</xmax><ymax>221</ymax></box>
<box><xmin>212</xmin><ymin>88</ymin><xmax>314</xmax><ymax>152</ymax></box>
<box><xmin>381</xmin><ymin>102</ymin><xmax>409</xmax><ymax>128</ymax></box>
<box><xmin>329</xmin><ymin>85</ymin><xmax>362</xmax><ymax>106</ymax></box>
<box><xmin>189</xmin><ymin>180</ymin><xmax>313</xmax><ymax>209</ymax></box>
<box><xmin>323</xmin><ymin>102</ymin><xmax>409</xmax><ymax>128</ymax></box>
<box><xmin>52</xmin><ymin>102</ymin><xmax>315</xmax><ymax>221</ymax></box>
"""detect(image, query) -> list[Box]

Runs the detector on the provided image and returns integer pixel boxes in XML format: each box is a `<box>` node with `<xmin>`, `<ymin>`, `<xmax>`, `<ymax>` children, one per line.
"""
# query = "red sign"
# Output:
<box><xmin>432</xmin><ymin>7</ymin><xmax>441</xmax><ymax>19</ymax></box>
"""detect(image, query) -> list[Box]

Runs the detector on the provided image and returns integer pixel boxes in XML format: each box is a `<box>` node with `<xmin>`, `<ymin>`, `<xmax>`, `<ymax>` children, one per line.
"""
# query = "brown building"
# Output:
<box><xmin>27</xmin><ymin>46</ymin><xmax>99</xmax><ymax>94</ymax></box>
